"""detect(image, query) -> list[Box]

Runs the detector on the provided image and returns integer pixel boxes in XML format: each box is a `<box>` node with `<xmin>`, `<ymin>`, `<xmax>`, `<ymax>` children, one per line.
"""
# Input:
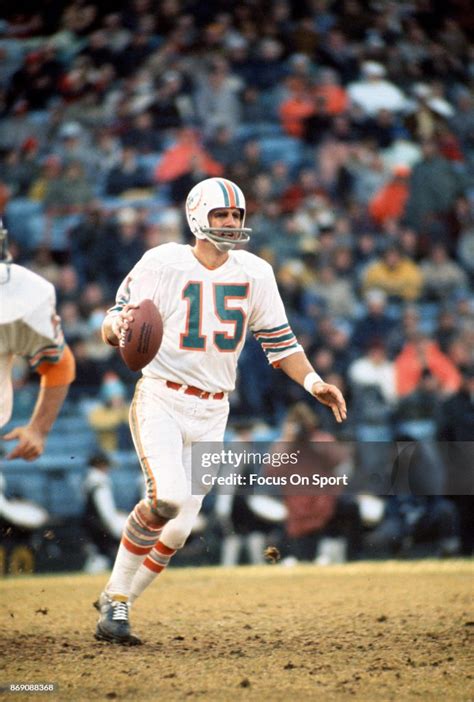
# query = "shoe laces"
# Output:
<box><xmin>111</xmin><ymin>601</ymin><xmax>129</xmax><ymax>622</ymax></box>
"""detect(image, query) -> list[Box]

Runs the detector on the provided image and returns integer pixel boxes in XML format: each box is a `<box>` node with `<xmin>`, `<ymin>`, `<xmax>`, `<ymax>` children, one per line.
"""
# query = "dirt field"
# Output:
<box><xmin>0</xmin><ymin>560</ymin><xmax>473</xmax><ymax>702</ymax></box>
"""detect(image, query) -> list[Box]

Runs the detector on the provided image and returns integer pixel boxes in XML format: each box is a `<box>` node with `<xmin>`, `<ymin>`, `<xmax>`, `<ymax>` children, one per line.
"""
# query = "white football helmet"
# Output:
<box><xmin>186</xmin><ymin>177</ymin><xmax>251</xmax><ymax>252</ymax></box>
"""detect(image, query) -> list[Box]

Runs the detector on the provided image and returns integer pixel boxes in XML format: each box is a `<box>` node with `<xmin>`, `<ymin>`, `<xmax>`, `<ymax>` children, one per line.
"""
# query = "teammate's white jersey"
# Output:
<box><xmin>110</xmin><ymin>243</ymin><xmax>301</xmax><ymax>393</ymax></box>
<box><xmin>0</xmin><ymin>263</ymin><xmax>65</xmax><ymax>427</ymax></box>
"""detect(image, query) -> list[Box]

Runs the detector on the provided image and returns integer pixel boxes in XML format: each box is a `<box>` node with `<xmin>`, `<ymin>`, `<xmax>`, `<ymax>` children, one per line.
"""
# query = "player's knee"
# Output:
<box><xmin>147</xmin><ymin>494</ymin><xmax>187</xmax><ymax>521</ymax></box>
<box><xmin>160</xmin><ymin>524</ymin><xmax>191</xmax><ymax>550</ymax></box>
<box><xmin>137</xmin><ymin>499</ymin><xmax>170</xmax><ymax>527</ymax></box>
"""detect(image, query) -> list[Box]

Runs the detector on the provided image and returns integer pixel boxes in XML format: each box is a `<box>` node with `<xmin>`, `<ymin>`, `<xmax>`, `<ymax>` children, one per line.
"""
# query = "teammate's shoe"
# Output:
<box><xmin>94</xmin><ymin>592</ymin><xmax>142</xmax><ymax>645</ymax></box>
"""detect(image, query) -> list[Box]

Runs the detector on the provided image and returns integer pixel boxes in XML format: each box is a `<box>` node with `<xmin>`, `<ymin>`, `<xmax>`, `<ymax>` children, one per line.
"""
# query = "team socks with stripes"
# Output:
<box><xmin>128</xmin><ymin>541</ymin><xmax>177</xmax><ymax>604</ymax></box>
<box><xmin>105</xmin><ymin>506</ymin><xmax>164</xmax><ymax>598</ymax></box>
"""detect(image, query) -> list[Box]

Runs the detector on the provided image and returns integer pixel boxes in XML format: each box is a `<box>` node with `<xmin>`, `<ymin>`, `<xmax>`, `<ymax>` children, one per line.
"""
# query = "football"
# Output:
<box><xmin>119</xmin><ymin>299</ymin><xmax>163</xmax><ymax>371</ymax></box>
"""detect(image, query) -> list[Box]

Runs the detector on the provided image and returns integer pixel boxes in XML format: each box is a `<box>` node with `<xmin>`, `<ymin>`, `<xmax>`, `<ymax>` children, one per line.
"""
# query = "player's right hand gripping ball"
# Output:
<box><xmin>120</xmin><ymin>299</ymin><xmax>163</xmax><ymax>371</ymax></box>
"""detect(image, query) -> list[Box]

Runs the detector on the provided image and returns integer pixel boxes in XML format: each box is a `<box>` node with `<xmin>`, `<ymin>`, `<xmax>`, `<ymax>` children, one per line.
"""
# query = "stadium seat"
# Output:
<box><xmin>259</xmin><ymin>136</ymin><xmax>304</xmax><ymax>169</ymax></box>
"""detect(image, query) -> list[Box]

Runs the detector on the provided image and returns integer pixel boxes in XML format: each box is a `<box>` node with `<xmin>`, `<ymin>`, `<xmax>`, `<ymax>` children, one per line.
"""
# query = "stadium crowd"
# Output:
<box><xmin>1</xmin><ymin>0</ymin><xmax>473</xmax><ymax>563</ymax></box>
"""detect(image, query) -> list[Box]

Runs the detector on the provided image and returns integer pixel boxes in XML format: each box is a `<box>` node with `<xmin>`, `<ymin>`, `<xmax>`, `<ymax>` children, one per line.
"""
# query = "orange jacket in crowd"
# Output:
<box><xmin>394</xmin><ymin>339</ymin><xmax>462</xmax><ymax>397</ymax></box>
<box><xmin>369</xmin><ymin>178</ymin><xmax>409</xmax><ymax>225</ymax></box>
<box><xmin>154</xmin><ymin>130</ymin><xmax>223</xmax><ymax>183</ymax></box>
<box><xmin>279</xmin><ymin>96</ymin><xmax>315</xmax><ymax>138</ymax></box>
<box><xmin>313</xmin><ymin>84</ymin><xmax>348</xmax><ymax>115</ymax></box>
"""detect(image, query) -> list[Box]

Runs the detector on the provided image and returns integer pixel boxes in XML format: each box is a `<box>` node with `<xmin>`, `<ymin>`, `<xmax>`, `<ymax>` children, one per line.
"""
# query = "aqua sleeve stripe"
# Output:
<box><xmin>108</xmin><ymin>304</ymin><xmax>124</xmax><ymax>313</ymax></box>
<box><xmin>29</xmin><ymin>342</ymin><xmax>65</xmax><ymax>369</ymax></box>
<box><xmin>253</xmin><ymin>323</ymin><xmax>289</xmax><ymax>336</ymax></box>
<box><xmin>261</xmin><ymin>338</ymin><xmax>298</xmax><ymax>351</ymax></box>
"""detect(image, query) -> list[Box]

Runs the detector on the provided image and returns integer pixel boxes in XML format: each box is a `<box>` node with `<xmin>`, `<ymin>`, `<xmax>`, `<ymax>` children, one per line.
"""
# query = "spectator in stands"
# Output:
<box><xmin>154</xmin><ymin>127</ymin><xmax>223</xmax><ymax>203</ymax></box>
<box><xmin>88</xmin><ymin>372</ymin><xmax>130</xmax><ymax>452</ymax></box>
<box><xmin>349</xmin><ymin>339</ymin><xmax>397</xmax><ymax>407</ymax></box>
<box><xmin>308</xmin><ymin>264</ymin><xmax>357</xmax><ymax>319</ymax></box>
<box><xmin>53</xmin><ymin>121</ymin><xmax>99</xmax><ymax>178</ymax></box>
<box><xmin>121</xmin><ymin>111</ymin><xmax>162</xmax><ymax>153</ymax></box>
<box><xmin>394</xmin><ymin>368</ymin><xmax>441</xmax><ymax>439</ymax></box>
<box><xmin>148</xmin><ymin>70</ymin><xmax>192</xmax><ymax>131</ymax></box>
<box><xmin>269</xmin><ymin>403</ymin><xmax>359</xmax><ymax>564</ymax></box>
<box><xmin>28</xmin><ymin>155</ymin><xmax>63</xmax><ymax>203</ymax></box>
<box><xmin>421</xmin><ymin>241</ymin><xmax>468</xmax><ymax>301</ymax></box>
<box><xmin>105</xmin><ymin>146</ymin><xmax>153</xmax><ymax>196</ymax></box>
<box><xmin>56</xmin><ymin>265</ymin><xmax>81</xmax><ymax>305</ymax></box>
<box><xmin>435</xmin><ymin>306</ymin><xmax>459</xmax><ymax>353</ymax></box>
<box><xmin>206</xmin><ymin>125</ymin><xmax>242</xmax><ymax>168</ymax></box>
<box><xmin>195</xmin><ymin>58</ymin><xmax>242</xmax><ymax>136</ymax></box>
<box><xmin>6</xmin><ymin>48</ymin><xmax>61</xmax><ymax>111</ymax></box>
<box><xmin>44</xmin><ymin>161</ymin><xmax>93</xmax><ymax>215</ymax></box>
<box><xmin>105</xmin><ymin>207</ymin><xmax>146</xmax><ymax>285</ymax></box>
<box><xmin>351</xmin><ymin>289</ymin><xmax>394</xmax><ymax>353</ymax></box>
<box><xmin>58</xmin><ymin>301</ymin><xmax>90</xmax><ymax>344</ymax></box>
<box><xmin>82</xmin><ymin>451</ymin><xmax>127</xmax><ymax>573</ymax></box>
<box><xmin>26</xmin><ymin>246</ymin><xmax>61</xmax><ymax>287</ymax></box>
<box><xmin>362</xmin><ymin>243</ymin><xmax>423</xmax><ymax>301</ymax></box>
<box><xmin>404</xmin><ymin>138</ymin><xmax>466</xmax><ymax>238</ymax></box>
<box><xmin>368</xmin><ymin>164</ymin><xmax>411</xmax><ymax>226</ymax></box>
<box><xmin>386</xmin><ymin>304</ymin><xmax>421</xmax><ymax>358</ymax></box>
<box><xmin>395</xmin><ymin>332</ymin><xmax>461</xmax><ymax>398</ymax></box>
<box><xmin>279</xmin><ymin>76</ymin><xmax>315</xmax><ymax>139</ymax></box>
<box><xmin>69</xmin><ymin>201</ymin><xmax>112</xmax><ymax>286</ymax></box>
<box><xmin>347</xmin><ymin>60</ymin><xmax>407</xmax><ymax>117</ymax></box>
<box><xmin>2</xmin><ymin>141</ymin><xmax>40</xmax><ymax>198</ymax></box>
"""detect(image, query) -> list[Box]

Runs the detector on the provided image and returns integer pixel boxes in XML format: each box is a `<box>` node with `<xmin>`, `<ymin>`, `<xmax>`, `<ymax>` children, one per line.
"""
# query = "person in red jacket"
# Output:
<box><xmin>369</xmin><ymin>164</ymin><xmax>410</xmax><ymax>226</ymax></box>
<box><xmin>395</xmin><ymin>333</ymin><xmax>461</xmax><ymax>398</ymax></box>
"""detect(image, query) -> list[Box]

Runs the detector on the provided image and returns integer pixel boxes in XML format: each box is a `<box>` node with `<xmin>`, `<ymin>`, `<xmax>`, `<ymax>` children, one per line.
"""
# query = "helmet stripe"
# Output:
<box><xmin>218</xmin><ymin>179</ymin><xmax>238</xmax><ymax>208</ymax></box>
<box><xmin>216</xmin><ymin>179</ymin><xmax>230</xmax><ymax>207</ymax></box>
<box><xmin>228</xmin><ymin>180</ymin><xmax>241</xmax><ymax>208</ymax></box>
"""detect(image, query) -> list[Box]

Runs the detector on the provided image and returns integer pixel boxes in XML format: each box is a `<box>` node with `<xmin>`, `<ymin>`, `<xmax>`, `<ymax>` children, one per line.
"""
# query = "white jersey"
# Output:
<box><xmin>110</xmin><ymin>243</ymin><xmax>301</xmax><ymax>393</ymax></box>
<box><xmin>0</xmin><ymin>263</ymin><xmax>65</xmax><ymax>427</ymax></box>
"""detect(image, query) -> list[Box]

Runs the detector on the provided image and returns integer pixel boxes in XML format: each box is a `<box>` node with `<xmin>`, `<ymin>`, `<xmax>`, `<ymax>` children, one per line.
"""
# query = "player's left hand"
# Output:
<box><xmin>311</xmin><ymin>382</ymin><xmax>347</xmax><ymax>423</ymax></box>
<box><xmin>1</xmin><ymin>424</ymin><xmax>46</xmax><ymax>461</ymax></box>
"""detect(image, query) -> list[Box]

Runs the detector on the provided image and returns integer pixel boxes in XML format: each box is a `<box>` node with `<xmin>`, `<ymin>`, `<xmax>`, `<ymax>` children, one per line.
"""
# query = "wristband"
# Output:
<box><xmin>303</xmin><ymin>371</ymin><xmax>323</xmax><ymax>394</ymax></box>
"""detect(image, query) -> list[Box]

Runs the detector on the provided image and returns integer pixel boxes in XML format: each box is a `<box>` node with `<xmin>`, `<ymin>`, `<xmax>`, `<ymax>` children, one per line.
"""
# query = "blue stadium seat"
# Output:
<box><xmin>5</xmin><ymin>199</ymin><xmax>43</xmax><ymax>248</ymax></box>
<box><xmin>235</xmin><ymin>123</ymin><xmax>284</xmax><ymax>141</ymax></box>
<box><xmin>259</xmin><ymin>136</ymin><xmax>304</xmax><ymax>169</ymax></box>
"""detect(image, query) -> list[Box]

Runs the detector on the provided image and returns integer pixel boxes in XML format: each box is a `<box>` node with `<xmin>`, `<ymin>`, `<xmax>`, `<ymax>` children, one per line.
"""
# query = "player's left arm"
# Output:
<box><xmin>2</xmin><ymin>345</ymin><xmax>76</xmax><ymax>461</ymax></box>
<box><xmin>278</xmin><ymin>351</ymin><xmax>347</xmax><ymax>423</ymax></box>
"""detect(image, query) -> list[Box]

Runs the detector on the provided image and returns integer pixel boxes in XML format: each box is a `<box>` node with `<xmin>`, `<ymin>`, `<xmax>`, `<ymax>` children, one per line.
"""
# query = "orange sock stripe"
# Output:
<box><xmin>122</xmin><ymin>535</ymin><xmax>153</xmax><ymax>556</ymax></box>
<box><xmin>143</xmin><ymin>557</ymin><xmax>165</xmax><ymax>574</ymax></box>
<box><xmin>155</xmin><ymin>541</ymin><xmax>176</xmax><ymax>557</ymax></box>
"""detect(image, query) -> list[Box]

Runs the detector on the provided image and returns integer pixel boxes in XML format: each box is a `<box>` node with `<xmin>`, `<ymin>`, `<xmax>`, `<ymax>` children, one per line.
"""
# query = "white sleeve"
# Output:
<box><xmin>249</xmin><ymin>268</ymin><xmax>301</xmax><ymax>365</ymax></box>
<box><xmin>108</xmin><ymin>262</ymin><xmax>162</xmax><ymax>314</ymax></box>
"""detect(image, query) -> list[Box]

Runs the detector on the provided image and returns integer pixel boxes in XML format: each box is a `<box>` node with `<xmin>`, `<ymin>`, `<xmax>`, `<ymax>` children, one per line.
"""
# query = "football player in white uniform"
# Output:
<box><xmin>0</xmin><ymin>221</ymin><xmax>76</xmax><ymax>460</ymax></box>
<box><xmin>96</xmin><ymin>177</ymin><xmax>347</xmax><ymax>644</ymax></box>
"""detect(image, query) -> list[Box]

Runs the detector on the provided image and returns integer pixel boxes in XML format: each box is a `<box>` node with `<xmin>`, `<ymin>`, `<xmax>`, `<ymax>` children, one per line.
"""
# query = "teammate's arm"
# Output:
<box><xmin>277</xmin><ymin>351</ymin><xmax>347</xmax><ymax>423</ymax></box>
<box><xmin>2</xmin><ymin>345</ymin><xmax>76</xmax><ymax>461</ymax></box>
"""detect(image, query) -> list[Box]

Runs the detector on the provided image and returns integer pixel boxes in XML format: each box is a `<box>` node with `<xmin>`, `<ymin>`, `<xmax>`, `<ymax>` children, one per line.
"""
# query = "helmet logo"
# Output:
<box><xmin>187</xmin><ymin>185</ymin><xmax>203</xmax><ymax>211</ymax></box>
